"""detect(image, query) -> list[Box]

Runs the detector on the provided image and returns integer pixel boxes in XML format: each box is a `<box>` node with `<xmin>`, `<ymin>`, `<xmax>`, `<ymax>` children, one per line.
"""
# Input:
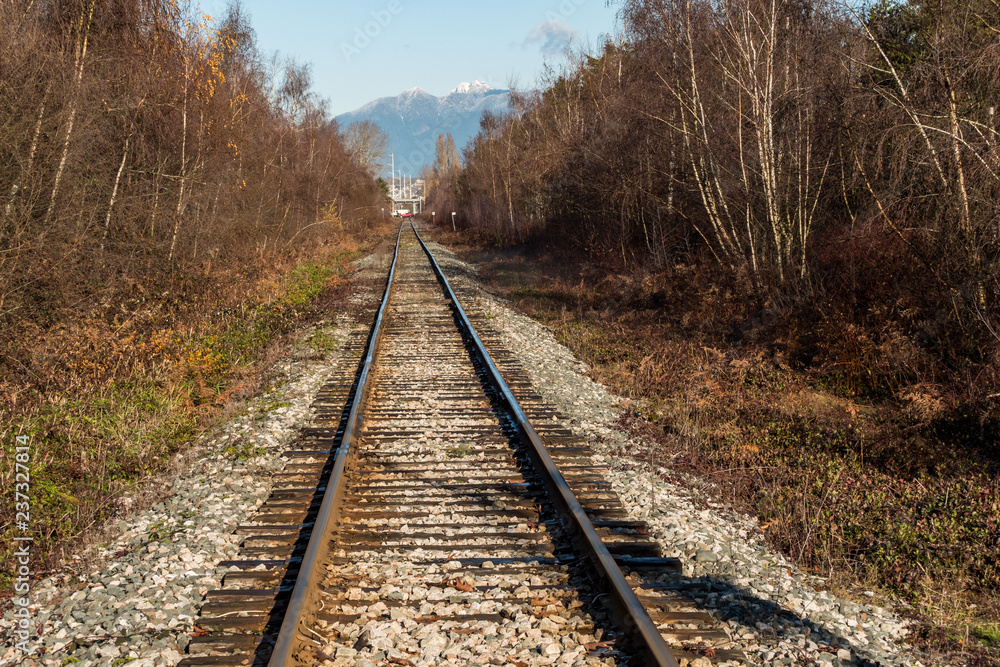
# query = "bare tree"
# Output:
<box><xmin>344</xmin><ymin>120</ymin><xmax>389</xmax><ymax>175</ymax></box>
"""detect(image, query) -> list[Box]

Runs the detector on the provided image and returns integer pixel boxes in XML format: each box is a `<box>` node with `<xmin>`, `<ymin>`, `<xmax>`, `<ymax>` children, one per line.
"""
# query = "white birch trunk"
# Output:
<box><xmin>100</xmin><ymin>135</ymin><xmax>130</xmax><ymax>253</ymax></box>
<box><xmin>6</xmin><ymin>86</ymin><xmax>49</xmax><ymax>219</ymax></box>
<box><xmin>44</xmin><ymin>0</ymin><xmax>95</xmax><ymax>224</ymax></box>
<box><xmin>168</xmin><ymin>64</ymin><xmax>190</xmax><ymax>264</ymax></box>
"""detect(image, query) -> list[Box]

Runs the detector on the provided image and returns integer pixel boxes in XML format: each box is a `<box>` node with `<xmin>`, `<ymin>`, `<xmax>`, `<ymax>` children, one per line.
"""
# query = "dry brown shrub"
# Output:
<box><xmin>899</xmin><ymin>383</ymin><xmax>953</xmax><ymax>424</ymax></box>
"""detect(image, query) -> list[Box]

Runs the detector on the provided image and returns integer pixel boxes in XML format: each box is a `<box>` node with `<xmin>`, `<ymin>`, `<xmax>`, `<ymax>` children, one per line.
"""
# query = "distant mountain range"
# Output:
<box><xmin>335</xmin><ymin>81</ymin><xmax>511</xmax><ymax>175</ymax></box>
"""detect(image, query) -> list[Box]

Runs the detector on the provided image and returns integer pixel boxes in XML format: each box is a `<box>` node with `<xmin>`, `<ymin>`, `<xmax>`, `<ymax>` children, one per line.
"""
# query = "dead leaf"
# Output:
<box><xmin>415</xmin><ymin>615</ymin><xmax>442</xmax><ymax>624</ymax></box>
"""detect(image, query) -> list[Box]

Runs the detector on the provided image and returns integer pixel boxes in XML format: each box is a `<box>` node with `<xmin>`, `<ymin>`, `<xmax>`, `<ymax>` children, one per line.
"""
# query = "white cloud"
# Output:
<box><xmin>524</xmin><ymin>19</ymin><xmax>579</xmax><ymax>58</ymax></box>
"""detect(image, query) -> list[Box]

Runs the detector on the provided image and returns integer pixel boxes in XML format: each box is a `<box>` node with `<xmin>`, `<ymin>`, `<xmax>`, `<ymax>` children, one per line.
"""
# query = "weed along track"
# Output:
<box><xmin>180</xmin><ymin>224</ymin><xmax>745</xmax><ymax>667</ymax></box>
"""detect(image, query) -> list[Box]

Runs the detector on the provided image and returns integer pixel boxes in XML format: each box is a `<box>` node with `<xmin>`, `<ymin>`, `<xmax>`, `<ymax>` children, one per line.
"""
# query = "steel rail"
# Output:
<box><xmin>267</xmin><ymin>223</ymin><xmax>405</xmax><ymax>667</ymax></box>
<box><xmin>411</xmin><ymin>222</ymin><xmax>680</xmax><ymax>667</ymax></box>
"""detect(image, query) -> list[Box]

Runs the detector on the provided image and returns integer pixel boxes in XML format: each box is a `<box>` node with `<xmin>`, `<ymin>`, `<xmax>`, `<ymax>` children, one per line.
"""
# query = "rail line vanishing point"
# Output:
<box><xmin>180</xmin><ymin>223</ymin><xmax>745</xmax><ymax>666</ymax></box>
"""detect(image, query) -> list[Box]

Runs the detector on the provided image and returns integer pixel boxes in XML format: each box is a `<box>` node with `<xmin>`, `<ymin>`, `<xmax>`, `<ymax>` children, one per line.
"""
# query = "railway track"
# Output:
<box><xmin>179</xmin><ymin>224</ymin><xmax>745</xmax><ymax>667</ymax></box>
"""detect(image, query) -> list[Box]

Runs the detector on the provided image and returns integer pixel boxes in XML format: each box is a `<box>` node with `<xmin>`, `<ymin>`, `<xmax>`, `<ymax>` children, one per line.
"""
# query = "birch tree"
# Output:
<box><xmin>164</xmin><ymin>7</ymin><xmax>224</xmax><ymax>263</ymax></box>
<box><xmin>344</xmin><ymin>120</ymin><xmax>388</xmax><ymax>175</ymax></box>
<box><xmin>629</xmin><ymin>0</ymin><xmax>837</xmax><ymax>286</ymax></box>
<box><xmin>44</xmin><ymin>0</ymin><xmax>96</xmax><ymax>224</ymax></box>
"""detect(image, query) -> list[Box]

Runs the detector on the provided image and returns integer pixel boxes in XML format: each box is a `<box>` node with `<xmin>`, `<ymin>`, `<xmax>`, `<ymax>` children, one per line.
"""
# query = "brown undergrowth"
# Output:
<box><xmin>449</xmin><ymin>238</ymin><xmax>1000</xmax><ymax>666</ymax></box>
<box><xmin>0</xmin><ymin>220</ymin><xmax>394</xmax><ymax>591</ymax></box>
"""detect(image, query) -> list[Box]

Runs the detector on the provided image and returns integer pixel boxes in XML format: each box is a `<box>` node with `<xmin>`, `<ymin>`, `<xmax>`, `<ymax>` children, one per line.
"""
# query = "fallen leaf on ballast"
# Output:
<box><xmin>585</xmin><ymin>640</ymin><xmax>616</xmax><ymax>653</ymax></box>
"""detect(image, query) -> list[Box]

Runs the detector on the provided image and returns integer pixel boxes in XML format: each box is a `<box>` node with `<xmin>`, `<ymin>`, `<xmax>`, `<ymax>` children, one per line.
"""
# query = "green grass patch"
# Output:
<box><xmin>447</xmin><ymin>444</ymin><xmax>472</xmax><ymax>459</ymax></box>
<box><xmin>258</xmin><ymin>399</ymin><xmax>292</xmax><ymax>413</ymax></box>
<box><xmin>285</xmin><ymin>261</ymin><xmax>335</xmax><ymax>306</ymax></box>
<box><xmin>307</xmin><ymin>330</ymin><xmax>339</xmax><ymax>356</ymax></box>
<box><xmin>224</xmin><ymin>442</ymin><xmax>268</xmax><ymax>460</ymax></box>
<box><xmin>212</xmin><ymin>305</ymin><xmax>288</xmax><ymax>368</ymax></box>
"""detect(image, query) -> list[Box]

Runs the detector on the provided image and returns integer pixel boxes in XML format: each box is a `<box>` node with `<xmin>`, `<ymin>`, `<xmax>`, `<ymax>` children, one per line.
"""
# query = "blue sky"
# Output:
<box><xmin>200</xmin><ymin>0</ymin><xmax>622</xmax><ymax>116</ymax></box>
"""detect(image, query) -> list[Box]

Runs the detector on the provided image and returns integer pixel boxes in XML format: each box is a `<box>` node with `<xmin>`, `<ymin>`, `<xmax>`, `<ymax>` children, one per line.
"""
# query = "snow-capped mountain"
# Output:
<box><xmin>335</xmin><ymin>82</ymin><xmax>511</xmax><ymax>174</ymax></box>
<box><xmin>451</xmin><ymin>80</ymin><xmax>492</xmax><ymax>95</ymax></box>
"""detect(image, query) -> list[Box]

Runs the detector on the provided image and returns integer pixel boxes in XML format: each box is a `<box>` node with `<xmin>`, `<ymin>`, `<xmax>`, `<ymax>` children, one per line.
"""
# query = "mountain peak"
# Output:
<box><xmin>450</xmin><ymin>80</ymin><xmax>492</xmax><ymax>95</ymax></box>
<box><xmin>335</xmin><ymin>84</ymin><xmax>511</xmax><ymax>173</ymax></box>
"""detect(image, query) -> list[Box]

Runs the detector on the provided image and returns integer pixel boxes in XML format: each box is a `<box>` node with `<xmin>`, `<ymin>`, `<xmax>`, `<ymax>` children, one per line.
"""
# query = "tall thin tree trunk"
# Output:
<box><xmin>212</xmin><ymin>181</ymin><xmax>222</xmax><ymax>217</ymax></box>
<box><xmin>168</xmin><ymin>67</ymin><xmax>190</xmax><ymax>263</ymax></box>
<box><xmin>45</xmin><ymin>0</ymin><xmax>96</xmax><ymax>224</ymax></box>
<box><xmin>149</xmin><ymin>159</ymin><xmax>165</xmax><ymax>237</ymax></box>
<box><xmin>504</xmin><ymin>128</ymin><xmax>515</xmax><ymax>238</ymax></box>
<box><xmin>6</xmin><ymin>84</ymin><xmax>50</xmax><ymax>219</ymax></box>
<box><xmin>191</xmin><ymin>206</ymin><xmax>201</xmax><ymax>260</ymax></box>
<box><xmin>945</xmin><ymin>77</ymin><xmax>972</xmax><ymax>238</ymax></box>
<box><xmin>854</xmin><ymin>7</ymin><xmax>948</xmax><ymax>190</ymax></box>
<box><xmin>101</xmin><ymin>135</ymin><xmax>130</xmax><ymax>253</ymax></box>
